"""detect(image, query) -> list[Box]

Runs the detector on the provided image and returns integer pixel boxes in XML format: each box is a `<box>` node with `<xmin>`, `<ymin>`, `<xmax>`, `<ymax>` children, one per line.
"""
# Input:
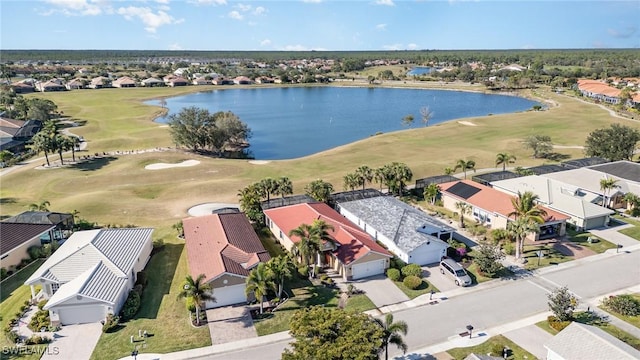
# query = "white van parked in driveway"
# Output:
<box><xmin>439</xmin><ymin>258</ymin><xmax>472</xmax><ymax>287</ymax></box>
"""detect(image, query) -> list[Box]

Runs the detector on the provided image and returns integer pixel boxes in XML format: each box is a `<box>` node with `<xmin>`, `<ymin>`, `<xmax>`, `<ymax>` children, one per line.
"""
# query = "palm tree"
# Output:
<box><xmin>29</xmin><ymin>200</ymin><xmax>50</xmax><ymax>212</ymax></box>
<box><xmin>623</xmin><ymin>192</ymin><xmax>639</xmax><ymax>212</ymax></box>
<box><xmin>289</xmin><ymin>223</ymin><xmax>318</xmax><ymax>268</ymax></box>
<box><xmin>354</xmin><ymin>165</ymin><xmax>374</xmax><ymax>190</ymax></box>
<box><xmin>423</xmin><ymin>183</ymin><xmax>440</xmax><ymax>205</ymax></box>
<box><xmin>507</xmin><ymin>217</ymin><xmax>540</xmax><ymax>259</ymax></box>
<box><xmin>454</xmin><ymin>159</ymin><xmax>476</xmax><ymax>179</ymax></box>
<box><xmin>304</xmin><ymin>179</ymin><xmax>334</xmax><ymax>203</ymax></box>
<box><xmin>599</xmin><ymin>178</ymin><xmax>619</xmax><ymax>208</ymax></box>
<box><xmin>374</xmin><ymin>313</ymin><xmax>408</xmax><ymax>360</ymax></box>
<box><xmin>495</xmin><ymin>152</ymin><xmax>516</xmax><ymax>171</ymax></box>
<box><xmin>508</xmin><ymin>191</ymin><xmax>547</xmax><ymax>223</ymax></box>
<box><xmin>177</xmin><ymin>274</ymin><xmax>215</xmax><ymax>326</ymax></box>
<box><xmin>258</xmin><ymin>178</ymin><xmax>278</xmax><ymax>201</ymax></box>
<box><xmin>385</xmin><ymin>162</ymin><xmax>413</xmax><ymax>197</ymax></box>
<box><xmin>266</xmin><ymin>255</ymin><xmax>295</xmax><ymax>299</ymax></box>
<box><xmin>444</xmin><ymin>167</ymin><xmax>454</xmax><ymax>176</ymax></box>
<box><xmin>374</xmin><ymin>167</ymin><xmax>388</xmax><ymax>191</ymax></box>
<box><xmin>29</xmin><ymin>131</ymin><xmax>53</xmax><ymax>167</ymax></box>
<box><xmin>343</xmin><ymin>173</ymin><xmax>360</xmax><ymax>191</ymax></box>
<box><xmin>274</xmin><ymin>176</ymin><xmax>293</xmax><ymax>199</ymax></box>
<box><xmin>245</xmin><ymin>263</ymin><xmax>275</xmax><ymax>314</ymax></box>
<box><xmin>455</xmin><ymin>201</ymin><xmax>471</xmax><ymax>228</ymax></box>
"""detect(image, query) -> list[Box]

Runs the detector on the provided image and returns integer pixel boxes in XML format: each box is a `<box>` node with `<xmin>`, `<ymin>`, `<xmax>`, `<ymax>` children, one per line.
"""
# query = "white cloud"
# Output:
<box><xmin>303</xmin><ymin>0</ymin><xmax>322</xmax><ymax>2</ymax></box>
<box><xmin>168</xmin><ymin>43</ymin><xmax>183</xmax><ymax>50</ymax></box>
<box><xmin>376</xmin><ymin>23</ymin><xmax>387</xmax><ymax>30</ymax></box>
<box><xmin>260</xmin><ymin>39</ymin><xmax>271</xmax><ymax>46</ymax></box>
<box><xmin>407</xmin><ymin>43</ymin><xmax>418</xmax><ymax>50</ymax></box>
<box><xmin>155</xmin><ymin>0</ymin><xmax>170</xmax><ymax>4</ymax></box>
<box><xmin>189</xmin><ymin>0</ymin><xmax>227</xmax><ymax>5</ymax></box>
<box><xmin>375</xmin><ymin>0</ymin><xmax>395</xmax><ymax>6</ymax></box>
<box><xmin>42</xmin><ymin>0</ymin><xmax>106</xmax><ymax>16</ymax></box>
<box><xmin>280</xmin><ymin>44</ymin><xmax>327</xmax><ymax>51</ymax></box>
<box><xmin>382</xmin><ymin>43</ymin><xmax>403</xmax><ymax>50</ymax></box>
<box><xmin>253</xmin><ymin>6</ymin><xmax>266</xmax><ymax>15</ymax></box>
<box><xmin>237</xmin><ymin>3</ymin><xmax>251</xmax><ymax>12</ymax></box>
<box><xmin>117</xmin><ymin>6</ymin><xmax>184</xmax><ymax>33</ymax></box>
<box><xmin>228</xmin><ymin>10</ymin><xmax>243</xmax><ymax>20</ymax></box>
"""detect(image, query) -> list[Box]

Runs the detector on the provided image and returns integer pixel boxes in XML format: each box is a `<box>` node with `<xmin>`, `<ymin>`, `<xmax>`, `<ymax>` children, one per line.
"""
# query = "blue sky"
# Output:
<box><xmin>1</xmin><ymin>1</ymin><xmax>639</xmax><ymax>50</ymax></box>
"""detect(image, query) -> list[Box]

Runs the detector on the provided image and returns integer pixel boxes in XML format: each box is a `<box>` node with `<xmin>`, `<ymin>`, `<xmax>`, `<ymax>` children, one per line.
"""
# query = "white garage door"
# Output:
<box><xmin>352</xmin><ymin>259</ymin><xmax>386</xmax><ymax>280</ymax></box>
<box><xmin>409</xmin><ymin>244</ymin><xmax>446</xmax><ymax>266</ymax></box>
<box><xmin>56</xmin><ymin>305</ymin><xmax>105</xmax><ymax>325</ymax></box>
<box><xmin>206</xmin><ymin>284</ymin><xmax>247</xmax><ymax>308</ymax></box>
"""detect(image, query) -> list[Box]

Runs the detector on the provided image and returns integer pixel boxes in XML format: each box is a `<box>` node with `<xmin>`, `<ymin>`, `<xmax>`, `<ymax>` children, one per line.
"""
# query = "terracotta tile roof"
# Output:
<box><xmin>183</xmin><ymin>213</ymin><xmax>270</xmax><ymax>283</ymax></box>
<box><xmin>577</xmin><ymin>79</ymin><xmax>622</xmax><ymax>98</ymax></box>
<box><xmin>263</xmin><ymin>203</ymin><xmax>391</xmax><ymax>265</ymax></box>
<box><xmin>0</xmin><ymin>223</ymin><xmax>55</xmax><ymax>254</ymax></box>
<box><xmin>440</xmin><ymin>180</ymin><xmax>569</xmax><ymax>222</ymax></box>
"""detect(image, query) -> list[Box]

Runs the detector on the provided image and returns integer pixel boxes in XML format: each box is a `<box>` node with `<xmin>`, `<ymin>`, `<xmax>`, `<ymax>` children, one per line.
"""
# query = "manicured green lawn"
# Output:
<box><xmin>522</xmin><ymin>244</ymin><xmax>571</xmax><ymax>271</ymax></box>
<box><xmin>600</xmin><ymin>293</ymin><xmax>640</xmax><ymax>328</ymax></box>
<box><xmin>446</xmin><ymin>334</ymin><xmax>534</xmax><ymax>360</ymax></box>
<box><xmin>536</xmin><ymin>311</ymin><xmax>640</xmax><ymax>350</ymax></box>
<box><xmin>0</xmin><ymin>259</ymin><xmax>46</xmax><ymax>360</ymax></box>
<box><xmin>256</xmin><ymin>227</ymin><xmax>286</xmax><ymax>257</ymax></box>
<box><xmin>393</xmin><ymin>278</ymin><xmax>438</xmax><ymax>299</ymax></box>
<box><xmin>89</xmin><ymin>229</ymin><xmax>211</xmax><ymax>360</ymax></box>
<box><xmin>464</xmin><ymin>261</ymin><xmax>514</xmax><ymax>284</ymax></box>
<box><xmin>343</xmin><ymin>293</ymin><xmax>376</xmax><ymax>313</ymax></box>
<box><xmin>613</xmin><ymin>215</ymin><xmax>640</xmax><ymax>241</ymax></box>
<box><xmin>567</xmin><ymin>231</ymin><xmax>617</xmax><ymax>253</ymax></box>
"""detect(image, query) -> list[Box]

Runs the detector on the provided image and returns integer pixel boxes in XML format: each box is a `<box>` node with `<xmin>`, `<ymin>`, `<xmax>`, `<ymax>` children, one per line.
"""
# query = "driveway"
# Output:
<box><xmin>206</xmin><ymin>305</ymin><xmax>257</xmax><ymax>345</ymax></box>
<box><xmin>503</xmin><ymin>325</ymin><xmax>553</xmax><ymax>360</ymax></box>
<box><xmin>41</xmin><ymin>323</ymin><xmax>102</xmax><ymax>360</ymax></box>
<box><xmin>352</xmin><ymin>275</ymin><xmax>409</xmax><ymax>308</ymax></box>
<box><xmin>422</xmin><ymin>264</ymin><xmax>459</xmax><ymax>293</ymax></box>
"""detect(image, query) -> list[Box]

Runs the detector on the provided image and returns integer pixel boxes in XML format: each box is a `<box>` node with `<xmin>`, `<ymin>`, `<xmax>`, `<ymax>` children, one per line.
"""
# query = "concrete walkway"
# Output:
<box><xmin>590</xmin><ymin>224</ymin><xmax>639</xmax><ymax>248</ymax></box>
<box><xmin>351</xmin><ymin>275</ymin><xmax>410</xmax><ymax>308</ymax></box>
<box><xmin>503</xmin><ymin>325</ymin><xmax>553</xmax><ymax>359</ymax></box>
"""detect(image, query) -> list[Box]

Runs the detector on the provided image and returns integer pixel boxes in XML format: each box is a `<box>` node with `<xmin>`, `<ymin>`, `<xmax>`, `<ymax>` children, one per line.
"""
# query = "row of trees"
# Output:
<box><xmin>238</xmin><ymin>176</ymin><xmax>294</xmax><ymax>223</ymax></box>
<box><xmin>30</xmin><ymin>120</ymin><xmax>80</xmax><ymax>167</ymax></box>
<box><xmin>342</xmin><ymin>162</ymin><xmax>413</xmax><ymax>196</ymax></box>
<box><xmin>167</xmin><ymin>106</ymin><xmax>251</xmax><ymax>156</ymax></box>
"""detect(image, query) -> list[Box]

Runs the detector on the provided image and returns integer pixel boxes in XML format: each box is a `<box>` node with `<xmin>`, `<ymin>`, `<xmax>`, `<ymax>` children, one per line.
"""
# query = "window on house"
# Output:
<box><xmin>279</xmin><ymin>230</ymin><xmax>283</xmax><ymax>239</ymax></box>
<box><xmin>51</xmin><ymin>283</ymin><xmax>60</xmax><ymax>294</ymax></box>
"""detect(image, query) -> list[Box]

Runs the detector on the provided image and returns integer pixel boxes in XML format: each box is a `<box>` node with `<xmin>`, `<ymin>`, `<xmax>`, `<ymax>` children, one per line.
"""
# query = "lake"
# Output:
<box><xmin>407</xmin><ymin>67</ymin><xmax>438</xmax><ymax>75</ymax></box>
<box><xmin>151</xmin><ymin>87</ymin><xmax>539</xmax><ymax>160</ymax></box>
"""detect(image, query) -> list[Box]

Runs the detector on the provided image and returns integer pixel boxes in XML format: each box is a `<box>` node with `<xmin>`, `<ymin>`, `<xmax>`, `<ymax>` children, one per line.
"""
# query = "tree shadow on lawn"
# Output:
<box><xmin>136</xmin><ymin>243</ymin><xmax>183</xmax><ymax>320</ymax></box>
<box><xmin>69</xmin><ymin>156</ymin><xmax>118</xmax><ymax>171</ymax></box>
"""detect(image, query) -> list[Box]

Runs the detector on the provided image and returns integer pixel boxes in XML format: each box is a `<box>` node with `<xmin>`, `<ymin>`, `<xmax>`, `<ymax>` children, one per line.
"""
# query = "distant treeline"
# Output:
<box><xmin>2</xmin><ymin>49</ymin><xmax>639</xmax><ymax>67</ymax></box>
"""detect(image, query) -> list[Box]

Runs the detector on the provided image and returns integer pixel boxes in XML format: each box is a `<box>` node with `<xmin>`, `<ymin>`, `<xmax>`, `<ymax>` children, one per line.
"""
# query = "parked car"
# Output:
<box><xmin>440</xmin><ymin>258</ymin><xmax>472</xmax><ymax>287</ymax></box>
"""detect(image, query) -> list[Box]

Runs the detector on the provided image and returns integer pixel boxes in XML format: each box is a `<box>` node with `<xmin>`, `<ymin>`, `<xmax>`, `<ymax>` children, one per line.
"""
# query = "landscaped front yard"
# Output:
<box><xmin>600</xmin><ymin>293</ymin><xmax>640</xmax><ymax>328</ymax></box>
<box><xmin>522</xmin><ymin>243</ymin><xmax>571</xmax><ymax>271</ymax></box>
<box><xmin>446</xmin><ymin>334</ymin><xmax>534</xmax><ymax>360</ymax></box>
<box><xmin>393</xmin><ymin>278</ymin><xmax>438</xmax><ymax>299</ymax></box>
<box><xmin>567</xmin><ymin>230</ymin><xmax>617</xmax><ymax>253</ymax></box>
<box><xmin>614</xmin><ymin>215</ymin><xmax>640</xmax><ymax>241</ymax></box>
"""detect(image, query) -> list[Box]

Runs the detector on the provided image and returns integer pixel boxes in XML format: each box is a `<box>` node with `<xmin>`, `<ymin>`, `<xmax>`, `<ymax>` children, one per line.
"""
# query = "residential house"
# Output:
<box><xmin>0</xmin><ymin>116</ymin><xmax>42</xmax><ymax>153</ymax></box>
<box><xmin>183</xmin><ymin>213</ymin><xmax>270</xmax><ymax>308</ymax></box>
<box><xmin>24</xmin><ymin>228</ymin><xmax>154</xmax><ymax>325</ymax></box>
<box><xmin>65</xmin><ymin>78</ymin><xmax>85</xmax><ymax>90</ymax></box>
<box><xmin>166</xmin><ymin>76</ymin><xmax>188</xmax><ymax>87</ymax></box>
<box><xmin>140</xmin><ymin>77</ymin><xmax>164</xmax><ymax>87</ymax></box>
<box><xmin>212</xmin><ymin>77</ymin><xmax>234</xmax><ymax>85</ymax></box>
<box><xmin>89</xmin><ymin>76</ymin><xmax>111</xmax><ymax>89</ymax></box>
<box><xmin>2</xmin><ymin>211</ymin><xmax>74</xmax><ymax>243</ymax></box>
<box><xmin>35</xmin><ymin>80</ymin><xmax>66</xmax><ymax>92</ymax></box>
<box><xmin>173</xmin><ymin>67</ymin><xmax>190</xmax><ymax>77</ymax></box>
<box><xmin>233</xmin><ymin>76</ymin><xmax>253</xmax><ymax>85</ymax></box>
<box><xmin>440</xmin><ymin>180</ymin><xmax>569</xmax><ymax>240</ymax></box>
<box><xmin>264</xmin><ymin>202</ymin><xmax>392</xmax><ymax>280</ymax></box>
<box><xmin>577</xmin><ymin>79</ymin><xmax>622</xmax><ymax>104</ymax></box>
<box><xmin>491</xmin><ymin>176</ymin><xmax>614</xmax><ymax>230</ymax></box>
<box><xmin>192</xmin><ymin>77</ymin><xmax>212</xmax><ymax>86</ymax></box>
<box><xmin>10</xmin><ymin>82</ymin><xmax>35</xmax><ymax>93</ymax></box>
<box><xmin>544</xmin><ymin>322</ymin><xmax>640</xmax><ymax>360</ymax></box>
<box><xmin>0</xmin><ymin>223</ymin><xmax>56</xmax><ymax>270</ymax></box>
<box><xmin>112</xmin><ymin>76</ymin><xmax>137</xmax><ymax>88</ymax></box>
<box><xmin>336</xmin><ymin>196</ymin><xmax>453</xmax><ymax>266</ymax></box>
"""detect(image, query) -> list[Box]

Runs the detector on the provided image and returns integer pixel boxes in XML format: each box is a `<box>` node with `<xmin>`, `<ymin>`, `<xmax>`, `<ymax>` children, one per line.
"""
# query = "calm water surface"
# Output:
<box><xmin>151</xmin><ymin>87</ymin><xmax>539</xmax><ymax>160</ymax></box>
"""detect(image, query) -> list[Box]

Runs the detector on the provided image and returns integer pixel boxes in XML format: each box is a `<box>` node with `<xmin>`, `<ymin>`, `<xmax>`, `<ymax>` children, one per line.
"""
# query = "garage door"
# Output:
<box><xmin>206</xmin><ymin>284</ymin><xmax>247</xmax><ymax>308</ymax></box>
<box><xmin>409</xmin><ymin>244</ymin><xmax>446</xmax><ymax>266</ymax></box>
<box><xmin>56</xmin><ymin>305</ymin><xmax>105</xmax><ymax>325</ymax></box>
<box><xmin>352</xmin><ymin>259</ymin><xmax>386</xmax><ymax>280</ymax></box>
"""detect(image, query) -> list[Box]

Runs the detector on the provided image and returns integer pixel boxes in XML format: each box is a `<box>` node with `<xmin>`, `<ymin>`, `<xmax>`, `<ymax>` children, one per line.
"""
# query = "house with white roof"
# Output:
<box><xmin>24</xmin><ymin>228</ymin><xmax>154</xmax><ymax>325</ymax></box>
<box><xmin>491</xmin><ymin>176</ymin><xmax>614</xmax><ymax>231</ymax></box>
<box><xmin>336</xmin><ymin>196</ymin><xmax>454</xmax><ymax>265</ymax></box>
<box><xmin>544</xmin><ymin>322</ymin><xmax>640</xmax><ymax>360</ymax></box>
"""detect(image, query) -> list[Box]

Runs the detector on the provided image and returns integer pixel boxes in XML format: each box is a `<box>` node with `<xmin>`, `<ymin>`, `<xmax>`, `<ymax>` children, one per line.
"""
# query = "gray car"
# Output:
<box><xmin>440</xmin><ymin>258</ymin><xmax>472</xmax><ymax>287</ymax></box>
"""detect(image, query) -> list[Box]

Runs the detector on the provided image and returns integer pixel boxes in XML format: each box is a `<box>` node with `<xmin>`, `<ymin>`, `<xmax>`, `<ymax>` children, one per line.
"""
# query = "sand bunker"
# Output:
<box><xmin>188</xmin><ymin>203</ymin><xmax>240</xmax><ymax>217</ymax></box>
<box><xmin>145</xmin><ymin>159</ymin><xmax>200</xmax><ymax>170</ymax></box>
<box><xmin>458</xmin><ymin>121</ymin><xmax>477</xmax><ymax>126</ymax></box>
<box><xmin>249</xmin><ymin>160</ymin><xmax>271</xmax><ymax>165</ymax></box>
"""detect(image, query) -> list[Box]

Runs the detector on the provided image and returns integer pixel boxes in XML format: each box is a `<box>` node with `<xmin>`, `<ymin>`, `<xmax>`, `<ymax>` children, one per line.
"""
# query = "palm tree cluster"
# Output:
<box><xmin>238</xmin><ymin>176</ymin><xmax>294</xmax><ymax>224</ymax></box>
<box><xmin>495</xmin><ymin>152</ymin><xmax>517</xmax><ymax>171</ymax></box>
<box><xmin>304</xmin><ymin>179</ymin><xmax>334</xmax><ymax>203</ymax></box>
<box><xmin>453</xmin><ymin>159</ymin><xmax>476</xmax><ymax>179</ymax></box>
<box><xmin>29</xmin><ymin>120</ymin><xmax>80</xmax><ymax>167</ymax></box>
<box><xmin>177</xmin><ymin>274</ymin><xmax>215</xmax><ymax>326</ymax></box>
<box><xmin>289</xmin><ymin>220</ymin><xmax>336</xmax><ymax>279</ymax></box>
<box><xmin>344</xmin><ymin>163</ymin><xmax>413</xmax><ymax>196</ymax></box>
<box><xmin>245</xmin><ymin>255</ymin><xmax>296</xmax><ymax>314</ymax></box>
<box><xmin>506</xmin><ymin>191</ymin><xmax>548</xmax><ymax>259</ymax></box>
<box><xmin>599</xmin><ymin>178</ymin><xmax>619</xmax><ymax>208</ymax></box>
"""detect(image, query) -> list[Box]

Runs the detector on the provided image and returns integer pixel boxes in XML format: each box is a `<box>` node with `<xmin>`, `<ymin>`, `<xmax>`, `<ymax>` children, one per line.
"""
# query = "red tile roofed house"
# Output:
<box><xmin>577</xmin><ymin>79</ymin><xmax>622</xmax><ymax>104</ymax></box>
<box><xmin>263</xmin><ymin>202</ymin><xmax>392</xmax><ymax>280</ymax></box>
<box><xmin>167</xmin><ymin>76</ymin><xmax>188</xmax><ymax>87</ymax></box>
<box><xmin>440</xmin><ymin>180</ymin><xmax>569</xmax><ymax>240</ymax></box>
<box><xmin>183</xmin><ymin>213</ymin><xmax>270</xmax><ymax>308</ymax></box>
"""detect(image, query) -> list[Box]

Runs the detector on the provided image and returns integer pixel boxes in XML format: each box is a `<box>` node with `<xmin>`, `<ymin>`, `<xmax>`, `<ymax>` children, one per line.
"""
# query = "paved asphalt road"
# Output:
<box><xmin>192</xmin><ymin>249</ymin><xmax>640</xmax><ymax>360</ymax></box>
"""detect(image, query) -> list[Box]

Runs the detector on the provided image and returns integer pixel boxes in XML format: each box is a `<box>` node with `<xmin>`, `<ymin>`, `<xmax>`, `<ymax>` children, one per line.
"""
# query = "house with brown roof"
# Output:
<box><xmin>65</xmin><ymin>78</ymin><xmax>85</xmax><ymax>90</ymax></box>
<box><xmin>89</xmin><ymin>76</ymin><xmax>111</xmax><ymax>89</ymax></box>
<box><xmin>440</xmin><ymin>180</ymin><xmax>569</xmax><ymax>240</ymax></box>
<box><xmin>10</xmin><ymin>82</ymin><xmax>35</xmax><ymax>93</ymax></box>
<box><xmin>192</xmin><ymin>77</ymin><xmax>212</xmax><ymax>85</ymax></box>
<box><xmin>141</xmin><ymin>77</ymin><xmax>164</xmax><ymax>87</ymax></box>
<box><xmin>0</xmin><ymin>222</ymin><xmax>56</xmax><ymax>270</ymax></box>
<box><xmin>183</xmin><ymin>213</ymin><xmax>270</xmax><ymax>308</ymax></box>
<box><xmin>112</xmin><ymin>76</ymin><xmax>137</xmax><ymax>88</ymax></box>
<box><xmin>263</xmin><ymin>202</ymin><xmax>392</xmax><ymax>280</ymax></box>
<box><xmin>233</xmin><ymin>76</ymin><xmax>253</xmax><ymax>85</ymax></box>
<box><xmin>167</xmin><ymin>76</ymin><xmax>188</xmax><ymax>87</ymax></box>
<box><xmin>35</xmin><ymin>80</ymin><xmax>66</xmax><ymax>92</ymax></box>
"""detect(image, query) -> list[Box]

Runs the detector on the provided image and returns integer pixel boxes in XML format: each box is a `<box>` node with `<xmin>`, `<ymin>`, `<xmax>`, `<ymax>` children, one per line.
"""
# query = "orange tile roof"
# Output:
<box><xmin>183</xmin><ymin>213</ymin><xmax>270</xmax><ymax>283</ymax></box>
<box><xmin>577</xmin><ymin>79</ymin><xmax>622</xmax><ymax>98</ymax></box>
<box><xmin>440</xmin><ymin>180</ymin><xmax>569</xmax><ymax>222</ymax></box>
<box><xmin>264</xmin><ymin>203</ymin><xmax>391</xmax><ymax>265</ymax></box>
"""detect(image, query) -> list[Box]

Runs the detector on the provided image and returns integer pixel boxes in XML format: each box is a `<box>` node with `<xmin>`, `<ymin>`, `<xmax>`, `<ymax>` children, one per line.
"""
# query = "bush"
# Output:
<box><xmin>403</xmin><ymin>275</ymin><xmax>422</xmax><ymax>290</ymax></box>
<box><xmin>386</xmin><ymin>268</ymin><xmax>401</xmax><ymax>281</ymax></box>
<box><xmin>297</xmin><ymin>265</ymin><xmax>309</xmax><ymax>279</ymax></box>
<box><xmin>390</xmin><ymin>257</ymin><xmax>406</xmax><ymax>270</ymax></box>
<box><xmin>27</xmin><ymin>245</ymin><xmax>43</xmax><ymax>260</ymax></box>
<box><xmin>120</xmin><ymin>290</ymin><xmax>141</xmax><ymax>320</ymax></box>
<box><xmin>37</xmin><ymin>299</ymin><xmax>48</xmax><ymax>310</ymax></box>
<box><xmin>401</xmin><ymin>264</ymin><xmax>422</xmax><ymax>278</ymax></box>
<box><xmin>4</xmin><ymin>330</ymin><xmax>19</xmax><ymax>344</ymax></box>
<box><xmin>502</xmin><ymin>242</ymin><xmax>515</xmax><ymax>256</ymax></box>
<box><xmin>489</xmin><ymin>229</ymin><xmax>510</xmax><ymax>245</ymax></box>
<box><xmin>601</xmin><ymin>295</ymin><xmax>640</xmax><ymax>316</ymax></box>
<box><xmin>133</xmin><ymin>284</ymin><xmax>144</xmax><ymax>297</ymax></box>
<box><xmin>25</xmin><ymin>335</ymin><xmax>51</xmax><ymax>345</ymax></box>
<box><xmin>474</xmin><ymin>244</ymin><xmax>505</xmax><ymax>278</ymax></box>
<box><xmin>28</xmin><ymin>309</ymin><xmax>50</xmax><ymax>332</ymax></box>
<box><xmin>153</xmin><ymin>238</ymin><xmax>165</xmax><ymax>250</ymax></box>
<box><xmin>0</xmin><ymin>267</ymin><xmax>7</xmax><ymax>280</ymax></box>
<box><xmin>136</xmin><ymin>271</ymin><xmax>148</xmax><ymax>287</ymax></box>
<box><xmin>320</xmin><ymin>274</ymin><xmax>329</xmax><ymax>281</ymax></box>
<box><xmin>185</xmin><ymin>297</ymin><xmax>196</xmax><ymax>312</ymax></box>
<box><xmin>548</xmin><ymin>316</ymin><xmax>571</xmax><ymax>332</ymax></box>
